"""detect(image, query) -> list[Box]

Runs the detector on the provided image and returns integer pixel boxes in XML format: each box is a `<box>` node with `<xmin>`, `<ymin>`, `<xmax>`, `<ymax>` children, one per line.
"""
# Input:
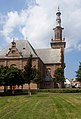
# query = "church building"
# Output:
<box><xmin>0</xmin><ymin>8</ymin><xmax>66</xmax><ymax>89</ymax></box>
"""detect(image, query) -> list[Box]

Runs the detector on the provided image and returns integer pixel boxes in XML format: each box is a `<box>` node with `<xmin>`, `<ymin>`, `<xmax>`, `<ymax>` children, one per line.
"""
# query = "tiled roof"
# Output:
<box><xmin>0</xmin><ymin>40</ymin><xmax>37</xmax><ymax>58</ymax></box>
<box><xmin>35</xmin><ymin>48</ymin><xmax>61</xmax><ymax>64</ymax></box>
<box><xmin>0</xmin><ymin>40</ymin><xmax>61</xmax><ymax>64</ymax></box>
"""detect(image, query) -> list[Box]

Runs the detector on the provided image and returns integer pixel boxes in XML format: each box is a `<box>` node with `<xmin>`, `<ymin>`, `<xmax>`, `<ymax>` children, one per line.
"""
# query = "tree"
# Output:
<box><xmin>0</xmin><ymin>65</ymin><xmax>5</xmax><ymax>86</ymax></box>
<box><xmin>23</xmin><ymin>54</ymin><xmax>33</xmax><ymax>95</ymax></box>
<box><xmin>76</xmin><ymin>62</ymin><xmax>81</xmax><ymax>82</ymax></box>
<box><xmin>17</xmin><ymin>69</ymin><xmax>25</xmax><ymax>88</ymax></box>
<box><xmin>53</xmin><ymin>67</ymin><xmax>65</xmax><ymax>88</ymax></box>
<box><xmin>32</xmin><ymin>68</ymin><xmax>41</xmax><ymax>84</ymax></box>
<box><xmin>6</xmin><ymin>67</ymin><xmax>24</xmax><ymax>94</ymax></box>
<box><xmin>0</xmin><ymin>65</ymin><xmax>25</xmax><ymax>94</ymax></box>
<box><xmin>0</xmin><ymin>65</ymin><xmax>9</xmax><ymax>93</ymax></box>
<box><xmin>23</xmin><ymin>54</ymin><xmax>42</xmax><ymax>95</ymax></box>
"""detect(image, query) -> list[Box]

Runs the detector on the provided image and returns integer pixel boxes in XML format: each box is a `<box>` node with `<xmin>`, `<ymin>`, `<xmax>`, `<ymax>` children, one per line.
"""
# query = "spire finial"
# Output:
<box><xmin>12</xmin><ymin>37</ymin><xmax>15</xmax><ymax>42</ymax></box>
<box><xmin>58</xmin><ymin>6</ymin><xmax>60</xmax><ymax>11</ymax></box>
<box><xmin>56</xmin><ymin>6</ymin><xmax>61</xmax><ymax>16</ymax></box>
<box><xmin>12</xmin><ymin>37</ymin><xmax>16</xmax><ymax>47</ymax></box>
<box><xmin>56</xmin><ymin>6</ymin><xmax>61</xmax><ymax>26</ymax></box>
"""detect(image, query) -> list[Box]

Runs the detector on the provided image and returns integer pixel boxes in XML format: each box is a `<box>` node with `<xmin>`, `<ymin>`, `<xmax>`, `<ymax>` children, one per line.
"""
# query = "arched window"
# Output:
<box><xmin>45</xmin><ymin>68</ymin><xmax>52</xmax><ymax>81</ymax></box>
<box><xmin>46</xmin><ymin>68</ymin><xmax>51</xmax><ymax>76</ymax></box>
<box><xmin>10</xmin><ymin>64</ymin><xmax>17</xmax><ymax>68</ymax></box>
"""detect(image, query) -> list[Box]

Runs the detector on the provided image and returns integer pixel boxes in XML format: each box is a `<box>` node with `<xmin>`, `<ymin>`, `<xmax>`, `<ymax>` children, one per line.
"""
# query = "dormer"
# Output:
<box><xmin>6</xmin><ymin>39</ymin><xmax>22</xmax><ymax>58</ymax></box>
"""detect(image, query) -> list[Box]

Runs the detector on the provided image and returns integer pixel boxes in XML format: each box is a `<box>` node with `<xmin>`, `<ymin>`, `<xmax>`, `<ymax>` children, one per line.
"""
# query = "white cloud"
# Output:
<box><xmin>1</xmin><ymin>10</ymin><xmax>29</xmax><ymax>42</ymax></box>
<box><xmin>1</xmin><ymin>11</ymin><xmax>20</xmax><ymax>42</ymax></box>
<box><xmin>0</xmin><ymin>0</ymin><xmax>81</xmax><ymax>50</ymax></box>
<box><xmin>21</xmin><ymin>5</ymin><xmax>51</xmax><ymax>48</ymax></box>
<box><xmin>77</xmin><ymin>44</ymin><xmax>81</xmax><ymax>51</ymax></box>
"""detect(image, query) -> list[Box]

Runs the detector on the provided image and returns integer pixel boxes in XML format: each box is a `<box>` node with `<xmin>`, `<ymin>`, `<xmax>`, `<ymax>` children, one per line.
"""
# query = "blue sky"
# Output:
<box><xmin>0</xmin><ymin>0</ymin><xmax>26</xmax><ymax>13</ymax></box>
<box><xmin>0</xmin><ymin>0</ymin><xmax>81</xmax><ymax>79</ymax></box>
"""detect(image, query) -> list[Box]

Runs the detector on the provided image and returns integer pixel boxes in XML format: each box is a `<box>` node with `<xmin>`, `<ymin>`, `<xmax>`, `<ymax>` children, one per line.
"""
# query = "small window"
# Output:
<box><xmin>23</xmin><ymin>48</ymin><xmax>25</xmax><ymax>50</ymax></box>
<box><xmin>12</xmin><ymin>50</ymin><xmax>15</xmax><ymax>53</ymax></box>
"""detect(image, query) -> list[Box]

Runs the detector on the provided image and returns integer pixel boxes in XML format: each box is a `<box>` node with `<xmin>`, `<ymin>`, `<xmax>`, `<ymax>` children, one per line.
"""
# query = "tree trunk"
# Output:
<box><xmin>21</xmin><ymin>85</ymin><xmax>23</xmax><ymax>90</ymax></box>
<box><xmin>12</xmin><ymin>86</ymin><xmax>15</xmax><ymax>95</ymax></box>
<box><xmin>4</xmin><ymin>85</ymin><xmax>7</xmax><ymax>94</ymax></box>
<box><xmin>10</xmin><ymin>85</ymin><xmax>12</xmax><ymax>94</ymax></box>
<box><xmin>28</xmin><ymin>83</ymin><xmax>31</xmax><ymax>96</ymax></box>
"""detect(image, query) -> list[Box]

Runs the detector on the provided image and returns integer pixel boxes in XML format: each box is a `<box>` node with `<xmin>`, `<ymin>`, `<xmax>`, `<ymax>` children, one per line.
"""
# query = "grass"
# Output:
<box><xmin>0</xmin><ymin>93</ymin><xmax>81</xmax><ymax>119</ymax></box>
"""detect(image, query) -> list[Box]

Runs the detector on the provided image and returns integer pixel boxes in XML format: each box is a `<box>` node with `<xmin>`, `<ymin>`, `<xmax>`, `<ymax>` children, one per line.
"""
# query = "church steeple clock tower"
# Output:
<box><xmin>51</xmin><ymin>7</ymin><xmax>66</xmax><ymax>48</ymax></box>
<box><xmin>54</xmin><ymin>6</ymin><xmax>64</xmax><ymax>42</ymax></box>
<box><xmin>50</xmin><ymin>7</ymin><xmax>66</xmax><ymax>67</ymax></box>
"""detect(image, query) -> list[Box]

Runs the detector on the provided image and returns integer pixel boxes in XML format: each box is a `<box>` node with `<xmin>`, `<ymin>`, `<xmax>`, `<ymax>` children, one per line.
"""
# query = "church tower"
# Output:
<box><xmin>50</xmin><ymin>7</ymin><xmax>66</xmax><ymax>68</ymax></box>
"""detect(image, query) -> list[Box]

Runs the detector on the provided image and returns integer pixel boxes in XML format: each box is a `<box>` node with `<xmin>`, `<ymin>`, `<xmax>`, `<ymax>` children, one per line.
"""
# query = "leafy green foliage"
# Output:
<box><xmin>23</xmin><ymin>54</ymin><xmax>42</xmax><ymax>95</ymax></box>
<box><xmin>23</xmin><ymin>54</ymin><xmax>41</xmax><ymax>84</ymax></box>
<box><xmin>32</xmin><ymin>68</ymin><xmax>41</xmax><ymax>83</ymax></box>
<box><xmin>0</xmin><ymin>65</ymin><xmax>8</xmax><ymax>86</ymax></box>
<box><xmin>23</xmin><ymin>54</ymin><xmax>33</xmax><ymax>84</ymax></box>
<box><xmin>53</xmin><ymin>67</ymin><xmax>65</xmax><ymax>83</ymax></box>
<box><xmin>76</xmin><ymin>62</ymin><xmax>81</xmax><ymax>82</ymax></box>
<box><xmin>6</xmin><ymin>67</ymin><xmax>24</xmax><ymax>86</ymax></box>
<box><xmin>0</xmin><ymin>65</ymin><xmax>24</xmax><ymax>93</ymax></box>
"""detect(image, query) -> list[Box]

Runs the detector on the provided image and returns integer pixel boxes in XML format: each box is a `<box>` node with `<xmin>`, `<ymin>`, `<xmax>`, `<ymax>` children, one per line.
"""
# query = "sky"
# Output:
<box><xmin>0</xmin><ymin>0</ymin><xmax>81</xmax><ymax>79</ymax></box>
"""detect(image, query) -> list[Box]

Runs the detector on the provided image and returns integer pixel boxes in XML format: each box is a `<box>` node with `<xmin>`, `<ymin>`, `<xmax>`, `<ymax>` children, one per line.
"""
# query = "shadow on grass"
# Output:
<box><xmin>0</xmin><ymin>88</ymin><xmax>81</xmax><ymax>96</ymax></box>
<box><xmin>0</xmin><ymin>89</ymin><xmax>37</xmax><ymax>96</ymax></box>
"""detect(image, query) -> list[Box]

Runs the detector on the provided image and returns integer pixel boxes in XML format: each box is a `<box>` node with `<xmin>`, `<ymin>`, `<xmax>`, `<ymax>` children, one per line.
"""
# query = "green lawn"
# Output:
<box><xmin>0</xmin><ymin>93</ymin><xmax>81</xmax><ymax>119</ymax></box>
